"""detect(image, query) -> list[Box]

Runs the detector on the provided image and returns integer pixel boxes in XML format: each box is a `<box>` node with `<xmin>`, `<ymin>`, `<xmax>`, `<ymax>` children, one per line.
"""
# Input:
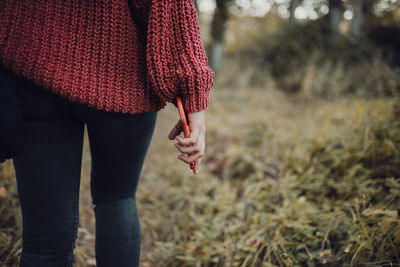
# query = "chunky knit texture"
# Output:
<box><xmin>0</xmin><ymin>0</ymin><xmax>214</xmax><ymax>114</ymax></box>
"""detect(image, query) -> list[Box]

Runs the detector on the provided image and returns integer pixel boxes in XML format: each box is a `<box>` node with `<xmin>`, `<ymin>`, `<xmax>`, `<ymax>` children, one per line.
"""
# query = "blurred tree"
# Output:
<box><xmin>350</xmin><ymin>0</ymin><xmax>375</xmax><ymax>40</ymax></box>
<box><xmin>327</xmin><ymin>0</ymin><xmax>344</xmax><ymax>35</ymax></box>
<box><xmin>289</xmin><ymin>0</ymin><xmax>303</xmax><ymax>25</ymax></box>
<box><xmin>210</xmin><ymin>0</ymin><xmax>233</xmax><ymax>75</ymax></box>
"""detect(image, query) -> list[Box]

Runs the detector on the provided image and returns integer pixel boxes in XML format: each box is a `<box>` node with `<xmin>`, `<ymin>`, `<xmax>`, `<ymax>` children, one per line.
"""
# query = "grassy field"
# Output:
<box><xmin>1</xmin><ymin>84</ymin><xmax>399</xmax><ymax>266</ymax></box>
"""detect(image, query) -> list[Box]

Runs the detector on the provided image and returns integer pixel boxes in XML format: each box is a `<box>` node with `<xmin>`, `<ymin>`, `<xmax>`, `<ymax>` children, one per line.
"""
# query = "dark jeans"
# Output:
<box><xmin>6</xmin><ymin>69</ymin><xmax>158</xmax><ymax>266</ymax></box>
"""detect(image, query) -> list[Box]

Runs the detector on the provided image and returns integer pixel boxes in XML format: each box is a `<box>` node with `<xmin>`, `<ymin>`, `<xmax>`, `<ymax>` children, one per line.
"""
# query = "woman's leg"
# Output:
<box><xmin>12</xmin><ymin>80</ymin><xmax>85</xmax><ymax>267</ymax></box>
<box><xmin>76</xmin><ymin>106</ymin><xmax>157</xmax><ymax>267</ymax></box>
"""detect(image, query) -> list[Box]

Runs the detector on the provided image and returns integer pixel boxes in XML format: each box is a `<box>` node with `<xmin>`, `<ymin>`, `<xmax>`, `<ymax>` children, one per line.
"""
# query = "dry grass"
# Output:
<box><xmin>1</xmin><ymin>85</ymin><xmax>399</xmax><ymax>266</ymax></box>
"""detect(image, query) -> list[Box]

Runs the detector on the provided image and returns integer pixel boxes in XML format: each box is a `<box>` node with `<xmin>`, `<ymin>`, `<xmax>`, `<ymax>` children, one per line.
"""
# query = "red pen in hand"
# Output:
<box><xmin>176</xmin><ymin>96</ymin><xmax>195</xmax><ymax>170</ymax></box>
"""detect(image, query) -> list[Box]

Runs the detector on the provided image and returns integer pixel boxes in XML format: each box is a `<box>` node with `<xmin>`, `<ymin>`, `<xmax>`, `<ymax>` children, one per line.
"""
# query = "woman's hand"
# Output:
<box><xmin>168</xmin><ymin>110</ymin><xmax>206</xmax><ymax>174</ymax></box>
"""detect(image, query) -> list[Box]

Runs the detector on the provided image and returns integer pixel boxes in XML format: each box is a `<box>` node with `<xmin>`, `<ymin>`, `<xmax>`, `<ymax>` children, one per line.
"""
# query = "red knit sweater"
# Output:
<box><xmin>0</xmin><ymin>0</ymin><xmax>214</xmax><ymax>114</ymax></box>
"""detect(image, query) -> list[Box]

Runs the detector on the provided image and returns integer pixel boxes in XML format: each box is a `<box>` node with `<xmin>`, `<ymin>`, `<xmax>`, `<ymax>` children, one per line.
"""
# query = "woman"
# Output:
<box><xmin>0</xmin><ymin>0</ymin><xmax>214</xmax><ymax>266</ymax></box>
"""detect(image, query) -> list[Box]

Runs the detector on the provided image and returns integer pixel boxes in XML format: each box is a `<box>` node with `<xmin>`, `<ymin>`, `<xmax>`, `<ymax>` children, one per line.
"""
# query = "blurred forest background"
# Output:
<box><xmin>1</xmin><ymin>0</ymin><xmax>400</xmax><ymax>266</ymax></box>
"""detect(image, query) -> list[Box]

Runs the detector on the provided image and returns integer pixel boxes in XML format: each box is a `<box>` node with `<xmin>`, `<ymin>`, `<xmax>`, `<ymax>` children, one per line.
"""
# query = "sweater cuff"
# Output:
<box><xmin>182</xmin><ymin>89</ymin><xmax>210</xmax><ymax>113</ymax></box>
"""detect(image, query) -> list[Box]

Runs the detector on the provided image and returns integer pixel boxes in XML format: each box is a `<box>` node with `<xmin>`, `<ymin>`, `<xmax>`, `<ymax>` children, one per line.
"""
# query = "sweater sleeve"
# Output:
<box><xmin>145</xmin><ymin>0</ymin><xmax>215</xmax><ymax>113</ymax></box>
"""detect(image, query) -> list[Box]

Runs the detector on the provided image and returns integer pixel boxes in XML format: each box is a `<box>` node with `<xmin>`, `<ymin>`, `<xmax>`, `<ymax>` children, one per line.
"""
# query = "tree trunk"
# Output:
<box><xmin>209</xmin><ymin>0</ymin><xmax>232</xmax><ymax>75</ymax></box>
<box><xmin>350</xmin><ymin>0</ymin><xmax>374</xmax><ymax>40</ymax></box>
<box><xmin>289</xmin><ymin>0</ymin><xmax>302</xmax><ymax>25</ymax></box>
<box><xmin>327</xmin><ymin>0</ymin><xmax>343</xmax><ymax>36</ymax></box>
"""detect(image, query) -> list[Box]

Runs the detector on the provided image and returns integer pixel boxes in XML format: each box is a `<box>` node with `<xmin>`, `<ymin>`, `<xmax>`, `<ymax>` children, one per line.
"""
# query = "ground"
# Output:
<box><xmin>1</xmin><ymin>85</ymin><xmax>395</xmax><ymax>266</ymax></box>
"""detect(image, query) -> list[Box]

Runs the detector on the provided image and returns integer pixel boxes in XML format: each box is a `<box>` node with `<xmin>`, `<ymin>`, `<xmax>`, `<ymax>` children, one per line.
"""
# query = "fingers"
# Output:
<box><xmin>175</xmin><ymin>127</ymin><xmax>200</xmax><ymax>146</ymax></box>
<box><xmin>174</xmin><ymin>142</ymin><xmax>201</xmax><ymax>154</ymax></box>
<box><xmin>168</xmin><ymin>120</ymin><xmax>183</xmax><ymax>140</ymax></box>
<box><xmin>177</xmin><ymin>150</ymin><xmax>204</xmax><ymax>164</ymax></box>
<box><xmin>172</xmin><ymin>110</ymin><xmax>206</xmax><ymax>174</ymax></box>
<box><xmin>193</xmin><ymin>158</ymin><xmax>202</xmax><ymax>174</ymax></box>
<box><xmin>176</xmin><ymin>130</ymin><xmax>205</xmax><ymax>174</ymax></box>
